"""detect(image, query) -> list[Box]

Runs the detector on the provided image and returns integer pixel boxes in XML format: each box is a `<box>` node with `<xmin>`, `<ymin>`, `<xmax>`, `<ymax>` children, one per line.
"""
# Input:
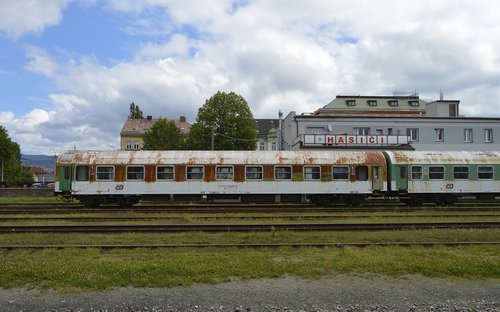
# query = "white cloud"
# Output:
<box><xmin>5</xmin><ymin>0</ymin><xmax>500</xmax><ymax>154</ymax></box>
<box><xmin>0</xmin><ymin>0</ymin><xmax>69</xmax><ymax>38</ymax></box>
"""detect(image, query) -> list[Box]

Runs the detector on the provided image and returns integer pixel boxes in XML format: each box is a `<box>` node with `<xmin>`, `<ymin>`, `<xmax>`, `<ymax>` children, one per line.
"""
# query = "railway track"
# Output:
<box><xmin>2</xmin><ymin>203</ymin><xmax>500</xmax><ymax>214</ymax></box>
<box><xmin>1</xmin><ymin>213</ymin><xmax>499</xmax><ymax>222</ymax></box>
<box><xmin>0</xmin><ymin>241</ymin><xmax>499</xmax><ymax>250</ymax></box>
<box><xmin>1</xmin><ymin>221</ymin><xmax>499</xmax><ymax>233</ymax></box>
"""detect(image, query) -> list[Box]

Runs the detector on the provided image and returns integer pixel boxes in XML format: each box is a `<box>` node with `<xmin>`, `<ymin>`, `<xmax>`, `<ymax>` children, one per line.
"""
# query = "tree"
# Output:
<box><xmin>143</xmin><ymin>119</ymin><xmax>185</xmax><ymax>150</ymax></box>
<box><xmin>0</xmin><ymin>125</ymin><xmax>33</xmax><ymax>187</ymax></box>
<box><xmin>128</xmin><ymin>102</ymin><xmax>144</xmax><ymax>119</ymax></box>
<box><xmin>187</xmin><ymin>91</ymin><xmax>257</xmax><ymax>150</ymax></box>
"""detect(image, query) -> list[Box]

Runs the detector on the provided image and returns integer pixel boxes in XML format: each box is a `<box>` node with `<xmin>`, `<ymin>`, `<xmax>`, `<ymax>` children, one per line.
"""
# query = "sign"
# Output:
<box><xmin>302</xmin><ymin>134</ymin><xmax>409</xmax><ymax>147</ymax></box>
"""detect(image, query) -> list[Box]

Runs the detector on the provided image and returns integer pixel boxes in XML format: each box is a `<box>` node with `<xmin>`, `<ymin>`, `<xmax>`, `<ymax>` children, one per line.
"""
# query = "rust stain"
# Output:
<box><xmin>145</xmin><ymin>165</ymin><xmax>155</xmax><ymax>183</ymax></box>
<box><xmin>115</xmin><ymin>166</ymin><xmax>125</xmax><ymax>182</ymax></box>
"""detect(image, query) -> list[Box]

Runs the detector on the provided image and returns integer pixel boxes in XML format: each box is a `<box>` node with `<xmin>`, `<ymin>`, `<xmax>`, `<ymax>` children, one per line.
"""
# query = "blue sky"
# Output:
<box><xmin>1</xmin><ymin>0</ymin><xmax>500</xmax><ymax>154</ymax></box>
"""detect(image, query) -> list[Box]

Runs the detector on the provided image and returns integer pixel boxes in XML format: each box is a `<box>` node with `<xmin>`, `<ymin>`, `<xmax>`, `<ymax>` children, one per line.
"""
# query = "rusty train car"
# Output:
<box><xmin>55</xmin><ymin>150</ymin><xmax>387</xmax><ymax>206</ymax></box>
<box><xmin>54</xmin><ymin>150</ymin><xmax>500</xmax><ymax>206</ymax></box>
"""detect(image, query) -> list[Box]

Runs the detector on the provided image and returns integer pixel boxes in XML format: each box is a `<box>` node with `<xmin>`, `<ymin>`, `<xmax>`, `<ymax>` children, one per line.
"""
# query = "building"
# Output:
<box><xmin>282</xmin><ymin>93</ymin><xmax>500</xmax><ymax>151</ymax></box>
<box><xmin>254</xmin><ymin>119</ymin><xmax>279</xmax><ymax>151</ymax></box>
<box><xmin>120</xmin><ymin>116</ymin><xmax>191</xmax><ymax>150</ymax></box>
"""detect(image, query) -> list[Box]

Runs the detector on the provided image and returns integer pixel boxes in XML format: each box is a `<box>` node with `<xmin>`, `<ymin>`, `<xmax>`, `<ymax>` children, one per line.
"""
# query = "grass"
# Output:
<box><xmin>0</xmin><ymin>245</ymin><xmax>498</xmax><ymax>291</ymax></box>
<box><xmin>0</xmin><ymin>229</ymin><xmax>499</xmax><ymax>245</ymax></box>
<box><xmin>0</xmin><ymin>196</ymin><xmax>60</xmax><ymax>203</ymax></box>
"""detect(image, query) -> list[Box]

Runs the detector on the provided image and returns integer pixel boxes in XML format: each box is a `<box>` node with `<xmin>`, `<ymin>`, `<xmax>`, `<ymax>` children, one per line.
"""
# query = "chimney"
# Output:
<box><xmin>180</xmin><ymin>116</ymin><xmax>186</xmax><ymax>122</ymax></box>
<box><xmin>147</xmin><ymin>115</ymin><xmax>152</xmax><ymax>120</ymax></box>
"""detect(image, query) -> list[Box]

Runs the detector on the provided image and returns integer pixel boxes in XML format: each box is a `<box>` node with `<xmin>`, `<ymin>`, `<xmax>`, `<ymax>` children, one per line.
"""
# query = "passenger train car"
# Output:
<box><xmin>384</xmin><ymin>151</ymin><xmax>500</xmax><ymax>205</ymax></box>
<box><xmin>55</xmin><ymin>150</ymin><xmax>500</xmax><ymax>206</ymax></box>
<box><xmin>55</xmin><ymin>150</ymin><xmax>387</xmax><ymax>206</ymax></box>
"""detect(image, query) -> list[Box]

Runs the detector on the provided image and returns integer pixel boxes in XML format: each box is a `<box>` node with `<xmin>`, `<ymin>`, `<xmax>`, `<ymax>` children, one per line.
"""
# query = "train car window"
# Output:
<box><xmin>187</xmin><ymin>166</ymin><xmax>204</xmax><ymax>180</ymax></box>
<box><xmin>216</xmin><ymin>166</ymin><xmax>234</xmax><ymax>180</ymax></box>
<box><xmin>304</xmin><ymin>166</ymin><xmax>321</xmax><ymax>180</ymax></box>
<box><xmin>478</xmin><ymin>166</ymin><xmax>493</xmax><ymax>180</ymax></box>
<box><xmin>429</xmin><ymin>166</ymin><xmax>444</xmax><ymax>180</ymax></box>
<box><xmin>411</xmin><ymin>166</ymin><xmax>422</xmax><ymax>180</ymax></box>
<box><xmin>157</xmin><ymin>166</ymin><xmax>174</xmax><ymax>180</ymax></box>
<box><xmin>245</xmin><ymin>166</ymin><xmax>263</xmax><ymax>180</ymax></box>
<box><xmin>453</xmin><ymin>166</ymin><xmax>469</xmax><ymax>180</ymax></box>
<box><xmin>127</xmin><ymin>166</ymin><xmax>144</xmax><ymax>180</ymax></box>
<box><xmin>274</xmin><ymin>166</ymin><xmax>292</xmax><ymax>180</ymax></box>
<box><xmin>75</xmin><ymin>166</ymin><xmax>90</xmax><ymax>181</ymax></box>
<box><xmin>355</xmin><ymin>166</ymin><xmax>368</xmax><ymax>181</ymax></box>
<box><xmin>332</xmin><ymin>166</ymin><xmax>349</xmax><ymax>180</ymax></box>
<box><xmin>96</xmin><ymin>166</ymin><xmax>114</xmax><ymax>181</ymax></box>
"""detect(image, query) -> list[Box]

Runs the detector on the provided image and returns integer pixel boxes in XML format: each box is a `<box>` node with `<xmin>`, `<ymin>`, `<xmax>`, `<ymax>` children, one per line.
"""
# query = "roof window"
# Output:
<box><xmin>367</xmin><ymin>100</ymin><xmax>377</xmax><ymax>106</ymax></box>
<box><xmin>346</xmin><ymin>100</ymin><xmax>356</xmax><ymax>106</ymax></box>
<box><xmin>388</xmin><ymin>100</ymin><xmax>398</xmax><ymax>107</ymax></box>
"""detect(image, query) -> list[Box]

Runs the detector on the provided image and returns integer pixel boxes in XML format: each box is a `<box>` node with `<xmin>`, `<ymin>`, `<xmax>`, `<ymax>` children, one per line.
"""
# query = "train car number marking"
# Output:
<box><xmin>115</xmin><ymin>185</ymin><xmax>124</xmax><ymax>190</ymax></box>
<box><xmin>446</xmin><ymin>183</ymin><xmax>454</xmax><ymax>189</ymax></box>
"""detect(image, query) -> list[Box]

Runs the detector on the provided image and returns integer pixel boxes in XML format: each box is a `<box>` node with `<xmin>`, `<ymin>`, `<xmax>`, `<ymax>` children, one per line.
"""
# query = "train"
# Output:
<box><xmin>54</xmin><ymin>150</ymin><xmax>500</xmax><ymax>206</ymax></box>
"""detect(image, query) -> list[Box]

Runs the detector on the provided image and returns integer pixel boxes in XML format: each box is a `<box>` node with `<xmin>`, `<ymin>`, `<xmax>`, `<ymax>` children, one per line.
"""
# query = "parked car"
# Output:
<box><xmin>31</xmin><ymin>183</ymin><xmax>44</xmax><ymax>188</ymax></box>
<box><xmin>46</xmin><ymin>182</ymin><xmax>55</xmax><ymax>189</ymax></box>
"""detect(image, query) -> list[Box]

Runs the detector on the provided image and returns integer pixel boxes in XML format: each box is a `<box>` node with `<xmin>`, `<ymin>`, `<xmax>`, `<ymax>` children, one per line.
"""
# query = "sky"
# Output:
<box><xmin>1</xmin><ymin>0</ymin><xmax>500</xmax><ymax>155</ymax></box>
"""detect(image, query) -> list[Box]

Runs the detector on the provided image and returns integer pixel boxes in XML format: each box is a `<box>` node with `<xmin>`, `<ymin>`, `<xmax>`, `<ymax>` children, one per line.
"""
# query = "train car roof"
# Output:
<box><xmin>56</xmin><ymin>150</ymin><xmax>387</xmax><ymax>166</ymax></box>
<box><xmin>384</xmin><ymin>151</ymin><xmax>500</xmax><ymax>165</ymax></box>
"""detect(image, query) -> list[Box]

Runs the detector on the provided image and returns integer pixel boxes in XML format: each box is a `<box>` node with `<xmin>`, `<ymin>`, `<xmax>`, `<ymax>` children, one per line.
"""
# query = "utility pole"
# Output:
<box><xmin>278</xmin><ymin>110</ymin><xmax>283</xmax><ymax>151</ymax></box>
<box><xmin>211</xmin><ymin>126</ymin><xmax>215</xmax><ymax>151</ymax></box>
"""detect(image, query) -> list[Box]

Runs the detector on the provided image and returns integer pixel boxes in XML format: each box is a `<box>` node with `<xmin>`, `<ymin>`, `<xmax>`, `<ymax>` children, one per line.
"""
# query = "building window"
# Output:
<box><xmin>367</xmin><ymin>100</ymin><xmax>377</xmax><ymax>106</ymax></box>
<box><xmin>332</xmin><ymin>166</ymin><xmax>349</xmax><ymax>180</ymax></box>
<box><xmin>407</xmin><ymin>128</ymin><xmax>419</xmax><ymax>141</ymax></box>
<box><xmin>126</xmin><ymin>141</ymin><xmax>140</xmax><ymax>150</ymax></box>
<box><xmin>464</xmin><ymin>129</ymin><xmax>473</xmax><ymax>143</ymax></box>
<box><xmin>274</xmin><ymin>166</ymin><xmax>292</xmax><ymax>180</ymax></box>
<box><xmin>216</xmin><ymin>166</ymin><xmax>234</xmax><ymax>180</ymax></box>
<box><xmin>484</xmin><ymin>129</ymin><xmax>493</xmax><ymax>143</ymax></box>
<box><xmin>157</xmin><ymin>166</ymin><xmax>174</xmax><ymax>180</ymax></box>
<box><xmin>246</xmin><ymin>166</ymin><xmax>263</xmax><ymax>180</ymax></box>
<box><xmin>304</xmin><ymin>166</ymin><xmax>321</xmax><ymax>180</ymax></box>
<box><xmin>435</xmin><ymin>128</ymin><xmax>444</xmax><ymax>142</ymax></box>
<box><xmin>408</xmin><ymin>100</ymin><xmax>419</xmax><ymax>107</ymax></box>
<box><xmin>75</xmin><ymin>166</ymin><xmax>90</xmax><ymax>181</ymax></box>
<box><xmin>96</xmin><ymin>166</ymin><xmax>114</xmax><ymax>181</ymax></box>
<box><xmin>478</xmin><ymin>166</ymin><xmax>493</xmax><ymax>180</ymax></box>
<box><xmin>411</xmin><ymin>166</ymin><xmax>422</xmax><ymax>180</ymax></box>
<box><xmin>127</xmin><ymin>166</ymin><xmax>144</xmax><ymax>180</ymax></box>
<box><xmin>187</xmin><ymin>166</ymin><xmax>204</xmax><ymax>180</ymax></box>
<box><xmin>429</xmin><ymin>166</ymin><xmax>444</xmax><ymax>180</ymax></box>
<box><xmin>449</xmin><ymin>104</ymin><xmax>457</xmax><ymax>116</ymax></box>
<box><xmin>346</xmin><ymin>100</ymin><xmax>356</xmax><ymax>106</ymax></box>
<box><xmin>388</xmin><ymin>100</ymin><xmax>398</xmax><ymax>107</ymax></box>
<box><xmin>271</xmin><ymin>141</ymin><xmax>277</xmax><ymax>151</ymax></box>
<box><xmin>355</xmin><ymin>128</ymin><xmax>370</xmax><ymax>135</ymax></box>
<box><xmin>259</xmin><ymin>142</ymin><xmax>265</xmax><ymax>151</ymax></box>
<box><xmin>453</xmin><ymin>166</ymin><xmax>469</xmax><ymax>180</ymax></box>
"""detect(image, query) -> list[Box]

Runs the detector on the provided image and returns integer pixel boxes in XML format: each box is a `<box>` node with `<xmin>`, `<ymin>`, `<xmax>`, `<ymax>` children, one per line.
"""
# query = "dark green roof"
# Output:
<box><xmin>254</xmin><ymin>119</ymin><xmax>279</xmax><ymax>137</ymax></box>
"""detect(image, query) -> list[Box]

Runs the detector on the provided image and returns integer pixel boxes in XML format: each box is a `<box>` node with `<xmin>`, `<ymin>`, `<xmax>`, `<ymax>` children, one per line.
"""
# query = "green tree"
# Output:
<box><xmin>128</xmin><ymin>102</ymin><xmax>144</xmax><ymax>119</ymax></box>
<box><xmin>187</xmin><ymin>91</ymin><xmax>256</xmax><ymax>150</ymax></box>
<box><xmin>143</xmin><ymin>119</ymin><xmax>185</xmax><ymax>150</ymax></box>
<box><xmin>0</xmin><ymin>125</ymin><xmax>33</xmax><ymax>187</ymax></box>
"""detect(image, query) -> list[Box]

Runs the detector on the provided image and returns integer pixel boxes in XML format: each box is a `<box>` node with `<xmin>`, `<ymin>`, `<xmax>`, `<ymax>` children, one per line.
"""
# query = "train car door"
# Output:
<box><xmin>371</xmin><ymin>166</ymin><xmax>383</xmax><ymax>191</ymax></box>
<box><xmin>59</xmin><ymin>166</ymin><xmax>72</xmax><ymax>192</ymax></box>
<box><xmin>396</xmin><ymin>165</ymin><xmax>408</xmax><ymax>191</ymax></box>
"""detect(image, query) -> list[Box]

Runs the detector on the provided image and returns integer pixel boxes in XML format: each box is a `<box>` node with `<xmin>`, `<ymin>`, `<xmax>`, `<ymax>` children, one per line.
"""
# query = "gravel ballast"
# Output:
<box><xmin>1</xmin><ymin>275</ymin><xmax>499</xmax><ymax>312</ymax></box>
